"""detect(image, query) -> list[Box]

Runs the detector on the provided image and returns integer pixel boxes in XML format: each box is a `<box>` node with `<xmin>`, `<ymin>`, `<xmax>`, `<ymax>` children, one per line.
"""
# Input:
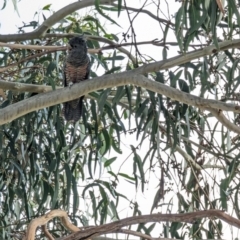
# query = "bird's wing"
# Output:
<box><xmin>63</xmin><ymin>60</ymin><xmax>90</xmax><ymax>87</ymax></box>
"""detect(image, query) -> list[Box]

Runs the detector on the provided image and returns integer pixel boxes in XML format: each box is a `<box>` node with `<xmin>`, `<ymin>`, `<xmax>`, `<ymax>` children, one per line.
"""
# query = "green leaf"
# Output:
<box><xmin>104</xmin><ymin>55</ymin><xmax>125</xmax><ymax>61</ymax></box>
<box><xmin>133</xmin><ymin>153</ymin><xmax>145</xmax><ymax>192</ymax></box>
<box><xmin>1</xmin><ymin>0</ymin><xmax>6</xmax><ymax>10</ymax></box>
<box><xmin>210</xmin><ymin>0</ymin><xmax>219</xmax><ymax>49</ymax></box>
<box><xmin>118</xmin><ymin>173</ymin><xmax>135</xmax><ymax>181</ymax></box>
<box><xmin>52</xmin><ymin>170</ymin><xmax>59</xmax><ymax>208</ymax></box>
<box><xmin>162</xmin><ymin>47</ymin><xmax>167</xmax><ymax>60</ymax></box>
<box><xmin>64</xmin><ymin>164</ymin><xmax>72</xmax><ymax>207</ymax></box>
<box><xmin>42</xmin><ymin>4</ymin><xmax>51</xmax><ymax>10</ymax></box>
<box><xmin>109</xmin><ymin>200</ymin><xmax>119</xmax><ymax>219</ymax></box>
<box><xmin>72</xmin><ymin>176</ymin><xmax>79</xmax><ymax>215</ymax></box>
<box><xmin>95</xmin><ymin>0</ymin><xmax>121</xmax><ymax>27</ymax></box>
<box><xmin>9</xmin><ymin>160</ymin><xmax>25</xmax><ymax>181</ymax></box>
<box><xmin>100</xmin><ymin>129</ymin><xmax>110</xmax><ymax>156</ymax></box>
<box><xmin>104</xmin><ymin>157</ymin><xmax>117</xmax><ymax>167</ymax></box>
<box><xmin>175</xmin><ymin>6</ymin><xmax>184</xmax><ymax>51</ymax></box>
<box><xmin>220</xmin><ymin>178</ymin><xmax>229</xmax><ymax>210</ymax></box>
<box><xmin>37</xmin><ymin>181</ymin><xmax>50</xmax><ymax>212</ymax></box>
<box><xmin>229</xmin><ymin>0</ymin><xmax>240</xmax><ymax>26</ymax></box>
<box><xmin>169</xmin><ymin>70</ymin><xmax>182</xmax><ymax>88</ymax></box>
<box><xmin>112</xmin><ymin>86</ymin><xmax>125</xmax><ymax>104</ymax></box>
<box><xmin>11</xmin><ymin>0</ymin><xmax>20</xmax><ymax>16</ymax></box>
<box><xmin>111</xmin><ymin>138</ymin><xmax>122</xmax><ymax>154</ymax></box>
<box><xmin>105</xmin><ymin>66</ymin><xmax>121</xmax><ymax>74</ymax></box>
<box><xmin>98</xmin><ymin>89</ymin><xmax>111</xmax><ymax>116</ymax></box>
<box><xmin>117</xmin><ymin>0</ymin><xmax>122</xmax><ymax>17</ymax></box>
<box><xmin>46</xmin><ymin>61</ymin><xmax>56</xmax><ymax>77</ymax></box>
<box><xmin>188</xmin><ymin>10</ymin><xmax>207</xmax><ymax>35</ymax></box>
<box><xmin>178</xmin><ymin>79</ymin><xmax>190</xmax><ymax>93</ymax></box>
<box><xmin>89</xmin><ymin>190</ymin><xmax>97</xmax><ymax>220</ymax></box>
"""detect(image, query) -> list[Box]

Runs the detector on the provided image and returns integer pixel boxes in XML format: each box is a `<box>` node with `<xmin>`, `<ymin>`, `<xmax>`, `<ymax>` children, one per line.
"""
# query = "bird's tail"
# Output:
<box><xmin>62</xmin><ymin>96</ymin><xmax>84</xmax><ymax>122</ymax></box>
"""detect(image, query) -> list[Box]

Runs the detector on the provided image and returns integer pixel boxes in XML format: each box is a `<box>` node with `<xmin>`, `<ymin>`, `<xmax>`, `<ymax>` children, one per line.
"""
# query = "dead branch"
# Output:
<box><xmin>0</xmin><ymin>79</ymin><xmax>59</xmax><ymax>93</ymax></box>
<box><xmin>25</xmin><ymin>209</ymin><xmax>240</xmax><ymax>240</ymax></box>
<box><xmin>0</xmin><ymin>42</ymin><xmax>99</xmax><ymax>53</ymax></box>
<box><xmin>24</xmin><ymin>209</ymin><xmax>80</xmax><ymax>240</ymax></box>
<box><xmin>42</xmin><ymin>225</ymin><xmax>54</xmax><ymax>240</ymax></box>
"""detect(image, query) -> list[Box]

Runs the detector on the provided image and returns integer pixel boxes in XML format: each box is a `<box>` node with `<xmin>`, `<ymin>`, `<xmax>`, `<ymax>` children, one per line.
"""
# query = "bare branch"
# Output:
<box><xmin>114</xmin><ymin>229</ymin><xmax>166</xmax><ymax>240</ymax></box>
<box><xmin>111</xmin><ymin>3</ymin><xmax>174</xmax><ymax>26</ymax></box>
<box><xmin>0</xmin><ymin>42</ymin><xmax>66</xmax><ymax>51</ymax></box>
<box><xmin>0</xmin><ymin>34</ymin><xmax>137</xmax><ymax>68</ymax></box>
<box><xmin>0</xmin><ymin>79</ymin><xmax>59</xmax><ymax>93</ymax></box>
<box><xmin>133</xmin><ymin>39</ymin><xmax>240</xmax><ymax>75</ymax></box>
<box><xmin>25</xmin><ymin>209</ymin><xmax>240</xmax><ymax>240</ymax></box>
<box><xmin>24</xmin><ymin>209</ymin><xmax>80</xmax><ymax>240</ymax></box>
<box><xmin>57</xmin><ymin>209</ymin><xmax>240</xmax><ymax>240</ymax></box>
<box><xmin>41</xmin><ymin>225</ymin><xmax>54</xmax><ymax>240</ymax></box>
<box><xmin>86</xmin><ymin>35</ymin><xmax>137</xmax><ymax>64</ymax></box>
<box><xmin>0</xmin><ymin>49</ymin><xmax>60</xmax><ymax>73</ymax></box>
<box><xmin>101</xmin><ymin>40</ymin><xmax>207</xmax><ymax>49</ymax></box>
<box><xmin>206</xmin><ymin>107</ymin><xmax>240</xmax><ymax>134</ymax></box>
<box><xmin>0</xmin><ymin>42</ymin><xmax>99</xmax><ymax>53</ymax></box>
<box><xmin>1</xmin><ymin>74</ymin><xmax>240</xmax><ymax>126</ymax></box>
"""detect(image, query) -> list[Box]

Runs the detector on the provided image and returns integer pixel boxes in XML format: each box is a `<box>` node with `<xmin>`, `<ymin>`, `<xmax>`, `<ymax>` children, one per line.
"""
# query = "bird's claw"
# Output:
<box><xmin>69</xmin><ymin>82</ymin><xmax>74</xmax><ymax>89</ymax></box>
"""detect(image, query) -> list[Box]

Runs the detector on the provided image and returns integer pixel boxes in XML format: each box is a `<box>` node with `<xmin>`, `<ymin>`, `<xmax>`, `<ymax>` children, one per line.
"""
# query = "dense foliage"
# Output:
<box><xmin>1</xmin><ymin>0</ymin><xmax>240</xmax><ymax>239</ymax></box>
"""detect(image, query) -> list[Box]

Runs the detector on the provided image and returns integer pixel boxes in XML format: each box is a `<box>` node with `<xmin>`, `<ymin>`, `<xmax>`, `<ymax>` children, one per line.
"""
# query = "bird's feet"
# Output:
<box><xmin>68</xmin><ymin>82</ymin><xmax>74</xmax><ymax>89</ymax></box>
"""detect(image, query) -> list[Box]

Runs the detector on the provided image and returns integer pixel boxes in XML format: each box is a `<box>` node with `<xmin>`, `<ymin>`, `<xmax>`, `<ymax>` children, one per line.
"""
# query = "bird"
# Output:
<box><xmin>62</xmin><ymin>36</ymin><xmax>91</xmax><ymax>122</ymax></box>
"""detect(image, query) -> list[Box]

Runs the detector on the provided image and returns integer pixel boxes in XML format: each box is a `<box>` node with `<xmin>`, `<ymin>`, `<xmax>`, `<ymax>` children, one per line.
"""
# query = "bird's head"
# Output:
<box><xmin>67</xmin><ymin>36</ymin><xmax>87</xmax><ymax>55</ymax></box>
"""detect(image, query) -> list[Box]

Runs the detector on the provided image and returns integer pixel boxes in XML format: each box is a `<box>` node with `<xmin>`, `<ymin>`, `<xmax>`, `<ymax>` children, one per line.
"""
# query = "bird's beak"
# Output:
<box><xmin>67</xmin><ymin>43</ymin><xmax>72</xmax><ymax>52</ymax></box>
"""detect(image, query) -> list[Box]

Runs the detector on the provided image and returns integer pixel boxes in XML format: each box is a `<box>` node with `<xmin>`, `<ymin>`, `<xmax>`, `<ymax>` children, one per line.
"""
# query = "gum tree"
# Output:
<box><xmin>1</xmin><ymin>0</ymin><xmax>240</xmax><ymax>239</ymax></box>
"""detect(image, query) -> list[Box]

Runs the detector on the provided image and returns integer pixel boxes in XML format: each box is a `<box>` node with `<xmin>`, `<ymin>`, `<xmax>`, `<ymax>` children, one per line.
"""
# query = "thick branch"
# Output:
<box><xmin>2</xmin><ymin>38</ymin><xmax>240</xmax><ymax>125</ymax></box>
<box><xmin>133</xmin><ymin>39</ymin><xmax>240</xmax><ymax>74</ymax></box>
<box><xmin>1</xmin><ymin>74</ymin><xmax>240</xmax><ymax>125</ymax></box>
<box><xmin>25</xmin><ymin>209</ymin><xmax>240</xmax><ymax>240</ymax></box>
<box><xmin>59</xmin><ymin>209</ymin><xmax>240</xmax><ymax>240</ymax></box>
<box><xmin>0</xmin><ymin>0</ymin><xmax>117</xmax><ymax>42</ymax></box>
<box><xmin>24</xmin><ymin>209</ymin><xmax>80</xmax><ymax>240</ymax></box>
<box><xmin>3</xmin><ymin>38</ymin><xmax>240</xmax><ymax>88</ymax></box>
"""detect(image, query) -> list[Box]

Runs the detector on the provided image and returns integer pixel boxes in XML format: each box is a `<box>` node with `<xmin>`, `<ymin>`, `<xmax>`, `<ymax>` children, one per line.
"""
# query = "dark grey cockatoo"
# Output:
<box><xmin>62</xmin><ymin>36</ymin><xmax>91</xmax><ymax>122</ymax></box>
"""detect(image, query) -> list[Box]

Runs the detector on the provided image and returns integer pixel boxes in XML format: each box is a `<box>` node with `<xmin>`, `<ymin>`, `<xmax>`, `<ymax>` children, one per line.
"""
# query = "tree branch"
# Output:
<box><xmin>1</xmin><ymin>74</ymin><xmax>240</xmax><ymax>125</ymax></box>
<box><xmin>206</xmin><ymin>107</ymin><xmax>240</xmax><ymax>134</ymax></box>
<box><xmin>0</xmin><ymin>42</ymin><xmax>99</xmax><ymax>53</ymax></box>
<box><xmin>58</xmin><ymin>209</ymin><xmax>240</xmax><ymax>240</ymax></box>
<box><xmin>87</xmin><ymin>35</ymin><xmax>137</xmax><ymax>64</ymax></box>
<box><xmin>0</xmin><ymin>43</ymin><xmax>98</xmax><ymax>73</ymax></box>
<box><xmin>0</xmin><ymin>34</ymin><xmax>137</xmax><ymax>69</ymax></box>
<box><xmin>25</xmin><ymin>209</ymin><xmax>240</xmax><ymax>240</ymax></box>
<box><xmin>133</xmin><ymin>39</ymin><xmax>240</xmax><ymax>75</ymax></box>
<box><xmin>3</xmin><ymin>38</ymin><xmax>240</xmax><ymax>88</ymax></box>
<box><xmin>0</xmin><ymin>0</ymin><xmax>117</xmax><ymax>42</ymax></box>
<box><xmin>111</xmin><ymin>3</ymin><xmax>174</xmax><ymax>26</ymax></box>
<box><xmin>0</xmin><ymin>79</ymin><xmax>58</xmax><ymax>93</ymax></box>
<box><xmin>2</xmin><ymin>39</ymin><xmax>240</xmax><ymax>125</ymax></box>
